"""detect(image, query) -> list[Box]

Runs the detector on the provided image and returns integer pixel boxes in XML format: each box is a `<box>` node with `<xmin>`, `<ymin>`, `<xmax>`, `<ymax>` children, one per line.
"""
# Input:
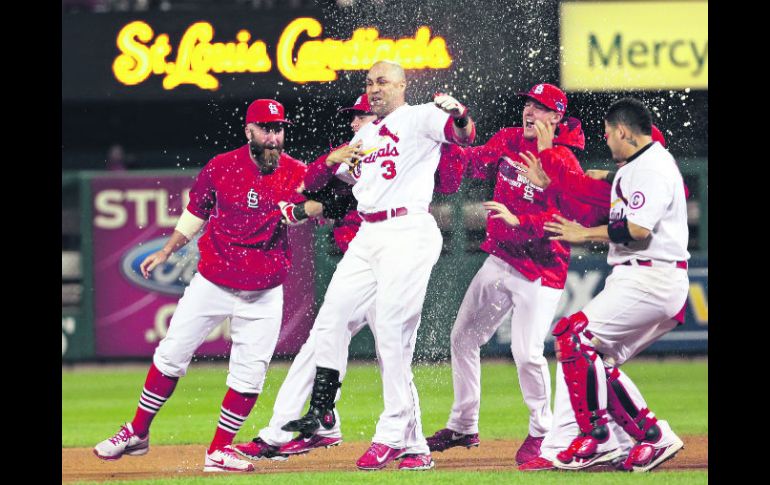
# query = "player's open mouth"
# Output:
<box><xmin>525</xmin><ymin>120</ymin><xmax>534</xmax><ymax>128</ymax></box>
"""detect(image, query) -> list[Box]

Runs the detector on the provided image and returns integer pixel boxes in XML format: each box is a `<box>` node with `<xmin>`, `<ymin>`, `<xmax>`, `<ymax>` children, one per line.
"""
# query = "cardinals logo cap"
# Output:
<box><xmin>245</xmin><ymin>99</ymin><xmax>293</xmax><ymax>125</ymax></box>
<box><xmin>338</xmin><ymin>94</ymin><xmax>373</xmax><ymax>114</ymax></box>
<box><xmin>517</xmin><ymin>83</ymin><xmax>568</xmax><ymax>115</ymax></box>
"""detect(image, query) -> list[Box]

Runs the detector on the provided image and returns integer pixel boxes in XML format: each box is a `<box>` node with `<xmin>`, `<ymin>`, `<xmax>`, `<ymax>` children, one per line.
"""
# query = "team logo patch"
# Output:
<box><xmin>378</xmin><ymin>124</ymin><xmax>400</xmax><ymax>143</ymax></box>
<box><xmin>555</xmin><ymin>101</ymin><xmax>565</xmax><ymax>112</ymax></box>
<box><xmin>629</xmin><ymin>191</ymin><xmax>646</xmax><ymax>209</ymax></box>
<box><xmin>534</xmin><ymin>84</ymin><xmax>544</xmax><ymax>94</ymax></box>
<box><xmin>247</xmin><ymin>189</ymin><xmax>259</xmax><ymax>208</ymax></box>
<box><xmin>268</xmin><ymin>103</ymin><xmax>279</xmax><ymax>115</ymax></box>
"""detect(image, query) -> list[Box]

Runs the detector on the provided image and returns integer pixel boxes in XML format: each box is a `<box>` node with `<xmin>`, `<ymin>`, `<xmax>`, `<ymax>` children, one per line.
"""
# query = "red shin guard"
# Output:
<box><xmin>553</xmin><ymin>312</ymin><xmax>609</xmax><ymax>441</ymax></box>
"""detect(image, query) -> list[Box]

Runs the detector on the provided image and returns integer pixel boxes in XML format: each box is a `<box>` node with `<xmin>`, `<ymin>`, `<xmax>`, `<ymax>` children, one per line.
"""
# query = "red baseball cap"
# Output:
<box><xmin>517</xmin><ymin>83</ymin><xmax>568</xmax><ymax>115</ymax></box>
<box><xmin>338</xmin><ymin>94</ymin><xmax>372</xmax><ymax>114</ymax></box>
<box><xmin>245</xmin><ymin>99</ymin><xmax>292</xmax><ymax>125</ymax></box>
<box><xmin>651</xmin><ymin>124</ymin><xmax>666</xmax><ymax>147</ymax></box>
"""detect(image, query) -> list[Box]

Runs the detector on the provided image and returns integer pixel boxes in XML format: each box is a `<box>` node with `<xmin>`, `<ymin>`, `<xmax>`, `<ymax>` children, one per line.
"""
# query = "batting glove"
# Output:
<box><xmin>434</xmin><ymin>93</ymin><xmax>468</xmax><ymax>119</ymax></box>
<box><xmin>278</xmin><ymin>201</ymin><xmax>307</xmax><ymax>226</ymax></box>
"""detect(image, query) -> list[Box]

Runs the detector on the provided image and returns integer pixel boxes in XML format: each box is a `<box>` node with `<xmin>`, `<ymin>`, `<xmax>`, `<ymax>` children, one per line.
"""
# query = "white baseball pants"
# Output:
<box><xmin>446</xmin><ymin>254</ymin><xmax>562</xmax><ymax>437</ymax></box>
<box><xmin>540</xmin><ymin>264</ymin><xmax>689</xmax><ymax>459</ymax></box>
<box><xmin>313</xmin><ymin>212</ymin><xmax>443</xmax><ymax>454</ymax></box>
<box><xmin>153</xmin><ymin>273</ymin><xmax>283</xmax><ymax>394</ymax></box>
<box><xmin>258</xmin><ymin>304</ymin><xmax>375</xmax><ymax>446</ymax></box>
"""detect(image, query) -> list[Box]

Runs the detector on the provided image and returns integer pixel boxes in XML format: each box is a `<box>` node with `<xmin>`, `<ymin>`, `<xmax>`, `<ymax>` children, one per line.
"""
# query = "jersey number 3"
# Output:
<box><xmin>381</xmin><ymin>160</ymin><xmax>397</xmax><ymax>179</ymax></box>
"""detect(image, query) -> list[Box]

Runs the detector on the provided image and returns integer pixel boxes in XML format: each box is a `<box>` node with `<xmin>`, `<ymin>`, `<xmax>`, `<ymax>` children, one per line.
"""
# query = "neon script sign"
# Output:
<box><xmin>113</xmin><ymin>17</ymin><xmax>453</xmax><ymax>90</ymax></box>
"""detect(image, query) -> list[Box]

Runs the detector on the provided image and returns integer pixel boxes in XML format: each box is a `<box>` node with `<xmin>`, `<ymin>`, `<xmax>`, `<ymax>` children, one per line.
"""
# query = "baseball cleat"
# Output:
<box><xmin>204</xmin><ymin>445</ymin><xmax>255</xmax><ymax>472</ymax></box>
<box><xmin>279</xmin><ymin>434</ymin><xmax>342</xmax><ymax>455</ymax></box>
<box><xmin>553</xmin><ymin>435</ymin><xmax>622</xmax><ymax>470</ymax></box>
<box><xmin>93</xmin><ymin>423</ymin><xmax>149</xmax><ymax>460</ymax></box>
<box><xmin>621</xmin><ymin>421</ymin><xmax>684</xmax><ymax>472</ymax></box>
<box><xmin>426</xmin><ymin>428</ymin><xmax>480</xmax><ymax>452</ymax></box>
<box><xmin>515</xmin><ymin>434</ymin><xmax>545</xmax><ymax>465</ymax></box>
<box><xmin>518</xmin><ymin>456</ymin><xmax>556</xmax><ymax>471</ymax></box>
<box><xmin>356</xmin><ymin>442</ymin><xmax>406</xmax><ymax>470</ymax></box>
<box><xmin>234</xmin><ymin>437</ymin><xmax>288</xmax><ymax>461</ymax></box>
<box><xmin>398</xmin><ymin>453</ymin><xmax>435</xmax><ymax>471</ymax></box>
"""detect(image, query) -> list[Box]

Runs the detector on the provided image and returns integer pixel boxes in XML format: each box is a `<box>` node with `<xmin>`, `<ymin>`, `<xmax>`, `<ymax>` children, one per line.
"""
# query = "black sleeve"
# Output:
<box><xmin>302</xmin><ymin>179</ymin><xmax>357</xmax><ymax>220</ymax></box>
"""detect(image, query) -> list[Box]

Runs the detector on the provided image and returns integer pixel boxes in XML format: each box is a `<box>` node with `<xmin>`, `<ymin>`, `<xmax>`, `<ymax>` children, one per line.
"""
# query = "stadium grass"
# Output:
<box><xmin>63</xmin><ymin>358</ymin><xmax>707</xmax><ymax>448</ymax></box>
<box><xmin>70</xmin><ymin>470</ymin><xmax>708</xmax><ymax>485</ymax></box>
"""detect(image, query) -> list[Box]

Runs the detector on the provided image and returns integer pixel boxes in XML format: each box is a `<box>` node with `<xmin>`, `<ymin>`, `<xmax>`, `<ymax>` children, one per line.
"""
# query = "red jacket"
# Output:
<box><xmin>466</xmin><ymin>118</ymin><xmax>605</xmax><ymax>289</ymax></box>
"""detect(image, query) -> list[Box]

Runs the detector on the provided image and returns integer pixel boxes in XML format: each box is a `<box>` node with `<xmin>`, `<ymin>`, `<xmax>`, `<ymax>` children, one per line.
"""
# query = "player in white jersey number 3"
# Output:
<box><xmin>281</xmin><ymin>60</ymin><xmax>476</xmax><ymax>471</ymax></box>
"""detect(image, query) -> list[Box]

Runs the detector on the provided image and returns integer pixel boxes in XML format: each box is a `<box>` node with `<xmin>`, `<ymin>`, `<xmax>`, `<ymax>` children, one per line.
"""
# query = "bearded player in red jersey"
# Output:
<box><xmin>93</xmin><ymin>99</ymin><xmax>307</xmax><ymax>473</ymax></box>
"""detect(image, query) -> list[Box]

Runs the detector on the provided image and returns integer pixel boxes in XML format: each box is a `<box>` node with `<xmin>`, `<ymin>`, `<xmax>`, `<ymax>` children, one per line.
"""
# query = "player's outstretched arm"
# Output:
<box><xmin>278</xmin><ymin>200</ymin><xmax>325</xmax><ymax>225</ymax></box>
<box><xmin>434</xmin><ymin>93</ymin><xmax>475</xmax><ymax>145</ymax></box>
<box><xmin>483</xmin><ymin>200</ymin><xmax>520</xmax><ymax>228</ymax></box>
<box><xmin>140</xmin><ymin>231</ymin><xmax>189</xmax><ymax>278</ymax></box>
<box><xmin>544</xmin><ymin>214</ymin><xmax>608</xmax><ymax>244</ymax></box>
<box><xmin>140</xmin><ymin>209</ymin><xmax>205</xmax><ymax>278</ymax></box>
<box><xmin>325</xmin><ymin>141</ymin><xmax>364</xmax><ymax>169</ymax></box>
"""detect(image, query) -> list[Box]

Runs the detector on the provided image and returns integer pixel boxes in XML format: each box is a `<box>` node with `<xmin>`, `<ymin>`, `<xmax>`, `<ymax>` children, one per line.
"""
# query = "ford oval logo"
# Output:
<box><xmin>120</xmin><ymin>236</ymin><xmax>200</xmax><ymax>295</ymax></box>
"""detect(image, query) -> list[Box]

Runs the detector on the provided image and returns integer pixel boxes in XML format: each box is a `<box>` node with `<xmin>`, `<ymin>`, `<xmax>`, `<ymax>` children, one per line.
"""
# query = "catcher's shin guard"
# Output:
<box><xmin>605</xmin><ymin>366</ymin><xmax>661</xmax><ymax>442</ymax></box>
<box><xmin>552</xmin><ymin>312</ymin><xmax>610</xmax><ymax>442</ymax></box>
<box><xmin>281</xmin><ymin>367</ymin><xmax>341</xmax><ymax>435</ymax></box>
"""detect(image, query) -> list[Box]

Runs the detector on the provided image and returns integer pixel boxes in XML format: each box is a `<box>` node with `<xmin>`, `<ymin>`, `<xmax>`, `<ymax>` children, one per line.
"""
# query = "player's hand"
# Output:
<box><xmin>140</xmin><ymin>250</ymin><xmax>170</xmax><ymax>279</ymax></box>
<box><xmin>278</xmin><ymin>201</ymin><xmax>306</xmax><ymax>226</ymax></box>
<box><xmin>434</xmin><ymin>93</ymin><xmax>468</xmax><ymax>119</ymax></box>
<box><xmin>304</xmin><ymin>200</ymin><xmax>324</xmax><ymax>218</ymax></box>
<box><xmin>534</xmin><ymin>120</ymin><xmax>556</xmax><ymax>152</ymax></box>
<box><xmin>585</xmin><ymin>169</ymin><xmax>611</xmax><ymax>181</ymax></box>
<box><xmin>544</xmin><ymin>214</ymin><xmax>588</xmax><ymax>243</ymax></box>
<box><xmin>483</xmin><ymin>201</ymin><xmax>520</xmax><ymax>228</ymax></box>
<box><xmin>326</xmin><ymin>141</ymin><xmax>363</xmax><ymax>169</ymax></box>
<box><xmin>508</xmin><ymin>151</ymin><xmax>551</xmax><ymax>188</ymax></box>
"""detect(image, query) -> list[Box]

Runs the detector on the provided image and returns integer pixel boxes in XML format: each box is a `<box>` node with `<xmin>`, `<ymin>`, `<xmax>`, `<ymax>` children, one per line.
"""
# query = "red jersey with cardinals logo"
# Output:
<box><xmin>187</xmin><ymin>145</ymin><xmax>306</xmax><ymax>291</ymax></box>
<box><xmin>466</xmin><ymin>118</ymin><xmax>606</xmax><ymax>289</ymax></box>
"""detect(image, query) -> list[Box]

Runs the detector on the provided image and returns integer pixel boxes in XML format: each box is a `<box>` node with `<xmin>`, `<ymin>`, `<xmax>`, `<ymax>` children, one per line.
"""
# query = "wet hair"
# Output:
<box><xmin>604</xmin><ymin>98</ymin><xmax>652</xmax><ymax>136</ymax></box>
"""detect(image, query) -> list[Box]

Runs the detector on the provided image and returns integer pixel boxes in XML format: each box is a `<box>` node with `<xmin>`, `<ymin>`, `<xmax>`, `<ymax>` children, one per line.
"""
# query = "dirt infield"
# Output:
<box><xmin>63</xmin><ymin>436</ymin><xmax>707</xmax><ymax>482</ymax></box>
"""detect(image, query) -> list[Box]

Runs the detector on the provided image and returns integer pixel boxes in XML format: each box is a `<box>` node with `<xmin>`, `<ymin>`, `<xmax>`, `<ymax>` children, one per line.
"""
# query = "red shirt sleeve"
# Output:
<box><xmin>442</xmin><ymin>116</ymin><xmax>476</xmax><ymax>146</ymax></box>
<box><xmin>464</xmin><ymin>131</ymin><xmax>508</xmax><ymax>181</ymax></box>
<box><xmin>304</xmin><ymin>143</ymin><xmax>348</xmax><ymax>191</ymax></box>
<box><xmin>539</xmin><ymin>147</ymin><xmax>611</xmax><ymax>209</ymax></box>
<box><xmin>288</xmin><ymin>162</ymin><xmax>308</xmax><ymax>204</ymax></box>
<box><xmin>186</xmin><ymin>161</ymin><xmax>216</xmax><ymax>219</ymax></box>
<box><xmin>434</xmin><ymin>144</ymin><xmax>468</xmax><ymax>194</ymax></box>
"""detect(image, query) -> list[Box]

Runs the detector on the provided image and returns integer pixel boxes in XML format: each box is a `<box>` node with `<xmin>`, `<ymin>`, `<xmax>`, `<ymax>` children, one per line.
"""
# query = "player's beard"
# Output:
<box><xmin>250</xmin><ymin>140</ymin><xmax>283</xmax><ymax>174</ymax></box>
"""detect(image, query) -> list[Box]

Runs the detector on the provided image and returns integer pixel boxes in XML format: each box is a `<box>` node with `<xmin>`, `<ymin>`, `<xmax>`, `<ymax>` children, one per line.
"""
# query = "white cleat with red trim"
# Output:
<box><xmin>204</xmin><ymin>445</ymin><xmax>255</xmax><ymax>472</ymax></box>
<box><xmin>93</xmin><ymin>423</ymin><xmax>149</xmax><ymax>461</ymax></box>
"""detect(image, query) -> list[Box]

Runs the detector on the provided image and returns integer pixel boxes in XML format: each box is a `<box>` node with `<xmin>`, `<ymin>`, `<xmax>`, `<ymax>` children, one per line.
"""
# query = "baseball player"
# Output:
<box><xmin>514</xmin><ymin>97</ymin><xmax>689</xmax><ymax>472</ymax></box>
<box><xmin>277</xmin><ymin>61</ymin><xmax>475</xmax><ymax>471</ymax></box>
<box><xmin>509</xmin><ymin>124</ymin><xmax>670</xmax><ymax>472</ymax></box>
<box><xmin>235</xmin><ymin>93</ymin><xmax>469</xmax><ymax>461</ymax></box>
<box><xmin>93</xmin><ymin>99</ymin><xmax>307</xmax><ymax>473</ymax></box>
<box><xmin>425</xmin><ymin>84</ymin><xmax>606</xmax><ymax>466</ymax></box>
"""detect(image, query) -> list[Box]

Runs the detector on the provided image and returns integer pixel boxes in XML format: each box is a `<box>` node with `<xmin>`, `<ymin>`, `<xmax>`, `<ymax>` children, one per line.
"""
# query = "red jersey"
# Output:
<box><xmin>304</xmin><ymin>142</ymin><xmax>469</xmax><ymax>253</ymax></box>
<box><xmin>187</xmin><ymin>145</ymin><xmax>307</xmax><ymax>291</ymax></box>
<box><xmin>466</xmin><ymin>118</ymin><xmax>605</xmax><ymax>289</ymax></box>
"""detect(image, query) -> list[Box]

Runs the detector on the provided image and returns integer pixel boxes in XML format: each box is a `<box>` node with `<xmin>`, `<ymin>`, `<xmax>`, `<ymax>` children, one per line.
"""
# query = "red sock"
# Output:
<box><xmin>208</xmin><ymin>388</ymin><xmax>258</xmax><ymax>453</ymax></box>
<box><xmin>130</xmin><ymin>364</ymin><xmax>179</xmax><ymax>438</ymax></box>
